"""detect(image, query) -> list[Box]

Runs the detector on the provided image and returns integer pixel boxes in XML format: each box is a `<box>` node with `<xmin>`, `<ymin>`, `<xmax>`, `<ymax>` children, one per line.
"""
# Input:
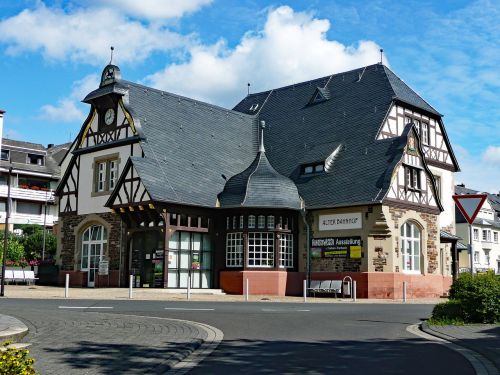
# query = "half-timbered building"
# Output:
<box><xmin>55</xmin><ymin>62</ymin><xmax>459</xmax><ymax>298</ymax></box>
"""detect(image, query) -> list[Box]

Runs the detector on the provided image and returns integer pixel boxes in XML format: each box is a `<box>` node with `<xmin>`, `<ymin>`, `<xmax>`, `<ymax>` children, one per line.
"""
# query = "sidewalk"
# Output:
<box><xmin>1</xmin><ymin>284</ymin><xmax>445</xmax><ymax>304</ymax></box>
<box><xmin>422</xmin><ymin>323</ymin><xmax>500</xmax><ymax>374</ymax></box>
<box><xmin>0</xmin><ymin>313</ymin><xmax>28</xmax><ymax>342</ymax></box>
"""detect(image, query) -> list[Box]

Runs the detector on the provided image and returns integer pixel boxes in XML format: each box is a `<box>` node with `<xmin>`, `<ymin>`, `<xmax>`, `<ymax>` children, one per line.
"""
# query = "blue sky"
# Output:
<box><xmin>0</xmin><ymin>0</ymin><xmax>498</xmax><ymax>191</ymax></box>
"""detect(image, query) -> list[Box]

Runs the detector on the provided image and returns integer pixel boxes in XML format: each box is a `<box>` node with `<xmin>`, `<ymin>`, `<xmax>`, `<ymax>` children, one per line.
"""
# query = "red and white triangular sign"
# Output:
<box><xmin>453</xmin><ymin>194</ymin><xmax>487</xmax><ymax>225</ymax></box>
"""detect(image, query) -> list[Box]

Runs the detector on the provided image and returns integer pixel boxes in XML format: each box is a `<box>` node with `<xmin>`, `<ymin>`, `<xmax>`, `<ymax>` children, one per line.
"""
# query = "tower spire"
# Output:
<box><xmin>109</xmin><ymin>46</ymin><xmax>114</xmax><ymax>64</ymax></box>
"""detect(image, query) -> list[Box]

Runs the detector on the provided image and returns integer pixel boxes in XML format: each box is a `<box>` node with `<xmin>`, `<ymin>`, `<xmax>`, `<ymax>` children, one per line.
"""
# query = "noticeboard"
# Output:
<box><xmin>311</xmin><ymin>236</ymin><xmax>362</xmax><ymax>259</ymax></box>
<box><xmin>98</xmin><ymin>260</ymin><xmax>109</xmax><ymax>275</ymax></box>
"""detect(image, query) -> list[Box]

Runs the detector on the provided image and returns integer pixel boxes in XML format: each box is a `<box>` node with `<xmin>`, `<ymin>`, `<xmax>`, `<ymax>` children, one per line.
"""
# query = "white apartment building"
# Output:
<box><xmin>0</xmin><ymin>137</ymin><xmax>70</xmax><ymax>229</ymax></box>
<box><xmin>455</xmin><ymin>184</ymin><xmax>500</xmax><ymax>274</ymax></box>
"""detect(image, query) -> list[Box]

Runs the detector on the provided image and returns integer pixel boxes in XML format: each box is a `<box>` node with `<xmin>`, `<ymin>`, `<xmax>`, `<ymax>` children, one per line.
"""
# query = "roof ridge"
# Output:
<box><xmin>123</xmin><ymin>80</ymin><xmax>256</xmax><ymax>119</ymax></box>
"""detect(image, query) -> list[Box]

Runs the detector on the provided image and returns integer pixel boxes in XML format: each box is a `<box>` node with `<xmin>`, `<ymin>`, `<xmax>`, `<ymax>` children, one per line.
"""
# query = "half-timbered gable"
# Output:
<box><xmin>377</xmin><ymin>103</ymin><xmax>457</xmax><ymax>171</ymax></box>
<box><xmin>106</xmin><ymin>159</ymin><xmax>152</xmax><ymax>210</ymax></box>
<box><xmin>56</xmin><ymin>155</ymin><xmax>79</xmax><ymax>213</ymax></box>
<box><xmin>384</xmin><ymin>125</ymin><xmax>443</xmax><ymax>213</ymax></box>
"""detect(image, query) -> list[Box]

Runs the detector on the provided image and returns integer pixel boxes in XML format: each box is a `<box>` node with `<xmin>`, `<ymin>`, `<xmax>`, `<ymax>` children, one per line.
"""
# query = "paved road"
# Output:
<box><xmin>0</xmin><ymin>299</ymin><xmax>475</xmax><ymax>374</ymax></box>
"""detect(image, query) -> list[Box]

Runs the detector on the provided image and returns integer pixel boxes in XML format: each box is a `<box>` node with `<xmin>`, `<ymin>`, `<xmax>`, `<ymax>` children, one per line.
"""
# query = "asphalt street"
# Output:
<box><xmin>0</xmin><ymin>299</ymin><xmax>475</xmax><ymax>374</ymax></box>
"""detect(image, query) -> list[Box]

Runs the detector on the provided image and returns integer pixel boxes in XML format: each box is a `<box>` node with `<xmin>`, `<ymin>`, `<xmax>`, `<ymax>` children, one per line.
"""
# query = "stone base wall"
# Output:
<box><xmin>58</xmin><ymin>211</ymin><xmax>125</xmax><ymax>275</ymax></box>
<box><xmin>220</xmin><ymin>271</ymin><xmax>304</xmax><ymax>295</ymax></box>
<box><xmin>311</xmin><ymin>258</ymin><xmax>361</xmax><ymax>272</ymax></box>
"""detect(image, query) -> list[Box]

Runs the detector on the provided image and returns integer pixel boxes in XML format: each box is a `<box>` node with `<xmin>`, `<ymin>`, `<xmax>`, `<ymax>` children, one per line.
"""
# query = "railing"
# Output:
<box><xmin>4</xmin><ymin>213</ymin><xmax>58</xmax><ymax>226</ymax></box>
<box><xmin>0</xmin><ymin>186</ymin><xmax>54</xmax><ymax>202</ymax></box>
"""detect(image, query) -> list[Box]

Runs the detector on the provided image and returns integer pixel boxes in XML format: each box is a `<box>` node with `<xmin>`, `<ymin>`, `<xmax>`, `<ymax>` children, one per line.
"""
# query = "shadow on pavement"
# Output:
<box><xmin>187</xmin><ymin>337</ymin><xmax>476</xmax><ymax>375</ymax></box>
<box><xmin>43</xmin><ymin>339</ymin><xmax>202</xmax><ymax>374</ymax></box>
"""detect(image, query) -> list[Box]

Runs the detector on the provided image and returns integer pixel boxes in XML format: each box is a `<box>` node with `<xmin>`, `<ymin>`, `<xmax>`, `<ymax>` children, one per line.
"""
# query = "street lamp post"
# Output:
<box><xmin>1</xmin><ymin>167</ymin><xmax>12</xmax><ymax>297</ymax></box>
<box><xmin>42</xmin><ymin>189</ymin><xmax>48</xmax><ymax>260</ymax></box>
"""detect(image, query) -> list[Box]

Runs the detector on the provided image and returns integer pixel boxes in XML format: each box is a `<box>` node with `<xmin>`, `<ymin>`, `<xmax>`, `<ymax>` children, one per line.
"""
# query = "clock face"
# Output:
<box><xmin>104</xmin><ymin>108</ymin><xmax>115</xmax><ymax>125</ymax></box>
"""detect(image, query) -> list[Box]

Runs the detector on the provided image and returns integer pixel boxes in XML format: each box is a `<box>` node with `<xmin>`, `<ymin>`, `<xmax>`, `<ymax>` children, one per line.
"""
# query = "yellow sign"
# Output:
<box><xmin>350</xmin><ymin>246</ymin><xmax>362</xmax><ymax>259</ymax></box>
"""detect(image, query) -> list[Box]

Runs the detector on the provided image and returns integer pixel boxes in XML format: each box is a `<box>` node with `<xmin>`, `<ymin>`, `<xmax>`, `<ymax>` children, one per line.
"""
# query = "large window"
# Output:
<box><xmin>16</xmin><ymin>201</ymin><xmax>42</xmax><ymax>215</ymax></box>
<box><xmin>248</xmin><ymin>232</ymin><xmax>274</xmax><ymax>267</ymax></box>
<box><xmin>226</xmin><ymin>233</ymin><xmax>243</xmax><ymax>267</ymax></box>
<box><xmin>401</xmin><ymin>222</ymin><xmax>421</xmax><ymax>272</ymax></box>
<box><xmin>421</xmin><ymin>123</ymin><xmax>429</xmax><ymax>145</ymax></box>
<box><xmin>279</xmin><ymin>233</ymin><xmax>293</xmax><ymax>268</ymax></box>
<box><xmin>94</xmin><ymin>159</ymin><xmax>119</xmax><ymax>193</ymax></box>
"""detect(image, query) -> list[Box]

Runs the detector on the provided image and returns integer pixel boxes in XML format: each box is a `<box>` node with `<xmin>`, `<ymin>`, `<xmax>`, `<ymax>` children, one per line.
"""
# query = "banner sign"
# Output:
<box><xmin>319</xmin><ymin>213</ymin><xmax>362</xmax><ymax>231</ymax></box>
<box><xmin>311</xmin><ymin>236</ymin><xmax>362</xmax><ymax>259</ymax></box>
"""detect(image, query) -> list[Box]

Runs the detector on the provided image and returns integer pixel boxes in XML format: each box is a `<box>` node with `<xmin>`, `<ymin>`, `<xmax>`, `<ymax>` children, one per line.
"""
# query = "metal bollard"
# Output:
<box><xmin>245</xmin><ymin>278</ymin><xmax>249</xmax><ymax>302</ymax></box>
<box><xmin>403</xmin><ymin>281</ymin><xmax>407</xmax><ymax>303</ymax></box>
<box><xmin>303</xmin><ymin>279</ymin><xmax>307</xmax><ymax>303</ymax></box>
<box><xmin>187</xmin><ymin>274</ymin><xmax>191</xmax><ymax>300</ymax></box>
<box><xmin>353</xmin><ymin>280</ymin><xmax>357</xmax><ymax>302</ymax></box>
<box><xmin>129</xmin><ymin>275</ymin><xmax>133</xmax><ymax>299</ymax></box>
<box><xmin>64</xmin><ymin>273</ymin><xmax>69</xmax><ymax>298</ymax></box>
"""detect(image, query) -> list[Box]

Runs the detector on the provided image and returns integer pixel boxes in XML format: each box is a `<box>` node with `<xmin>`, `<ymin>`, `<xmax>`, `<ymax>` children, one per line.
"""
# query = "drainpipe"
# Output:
<box><xmin>300</xmin><ymin>208</ymin><xmax>311</xmax><ymax>290</ymax></box>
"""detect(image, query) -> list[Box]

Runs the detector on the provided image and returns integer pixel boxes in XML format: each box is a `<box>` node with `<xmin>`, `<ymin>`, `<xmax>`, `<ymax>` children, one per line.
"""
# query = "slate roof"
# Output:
<box><xmin>98</xmin><ymin>81</ymin><xmax>257</xmax><ymax>208</ymax></box>
<box><xmin>218</xmin><ymin>132</ymin><xmax>302</xmax><ymax>210</ymax></box>
<box><xmin>233</xmin><ymin>64</ymin><xmax>436</xmax><ymax>209</ymax></box>
<box><xmin>0</xmin><ymin>138</ymin><xmax>70</xmax><ymax>178</ymax></box>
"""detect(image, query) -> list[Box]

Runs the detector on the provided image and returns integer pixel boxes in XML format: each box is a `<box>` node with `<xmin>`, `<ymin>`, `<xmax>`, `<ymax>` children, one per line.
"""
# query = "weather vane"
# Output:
<box><xmin>110</xmin><ymin>46</ymin><xmax>114</xmax><ymax>64</ymax></box>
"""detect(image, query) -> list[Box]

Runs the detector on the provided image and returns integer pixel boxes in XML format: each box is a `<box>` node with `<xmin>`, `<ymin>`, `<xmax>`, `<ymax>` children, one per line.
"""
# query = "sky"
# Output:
<box><xmin>0</xmin><ymin>0</ymin><xmax>498</xmax><ymax>192</ymax></box>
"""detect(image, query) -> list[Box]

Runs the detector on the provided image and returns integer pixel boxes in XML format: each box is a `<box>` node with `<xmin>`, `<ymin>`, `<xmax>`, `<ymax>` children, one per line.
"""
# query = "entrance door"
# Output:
<box><xmin>167</xmin><ymin>232</ymin><xmax>212</xmax><ymax>288</ymax></box>
<box><xmin>81</xmin><ymin>225</ymin><xmax>107</xmax><ymax>287</ymax></box>
<box><xmin>130</xmin><ymin>230</ymin><xmax>164</xmax><ymax>288</ymax></box>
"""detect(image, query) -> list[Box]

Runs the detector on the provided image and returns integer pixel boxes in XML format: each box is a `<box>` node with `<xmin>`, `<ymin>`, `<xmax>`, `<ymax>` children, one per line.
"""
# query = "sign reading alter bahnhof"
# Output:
<box><xmin>319</xmin><ymin>213</ymin><xmax>362</xmax><ymax>231</ymax></box>
<box><xmin>311</xmin><ymin>236</ymin><xmax>362</xmax><ymax>259</ymax></box>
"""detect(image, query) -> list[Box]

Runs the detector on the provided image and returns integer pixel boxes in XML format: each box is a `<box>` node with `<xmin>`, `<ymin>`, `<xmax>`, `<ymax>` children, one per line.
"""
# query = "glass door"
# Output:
<box><xmin>81</xmin><ymin>225</ymin><xmax>107</xmax><ymax>288</ymax></box>
<box><xmin>167</xmin><ymin>232</ymin><xmax>212</xmax><ymax>288</ymax></box>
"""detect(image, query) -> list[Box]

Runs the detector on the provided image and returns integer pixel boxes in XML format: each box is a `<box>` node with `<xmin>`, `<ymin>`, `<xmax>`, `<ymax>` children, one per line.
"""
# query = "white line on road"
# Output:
<box><xmin>58</xmin><ymin>306</ymin><xmax>114</xmax><ymax>309</ymax></box>
<box><xmin>164</xmin><ymin>308</ymin><xmax>215</xmax><ymax>311</ymax></box>
<box><xmin>262</xmin><ymin>309</ymin><xmax>311</xmax><ymax>312</ymax></box>
<box><xmin>296</xmin><ymin>309</ymin><xmax>310</xmax><ymax>312</ymax></box>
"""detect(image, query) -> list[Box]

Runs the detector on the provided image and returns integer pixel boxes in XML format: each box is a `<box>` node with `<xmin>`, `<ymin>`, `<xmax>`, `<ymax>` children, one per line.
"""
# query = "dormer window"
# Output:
<box><xmin>405</xmin><ymin>166</ymin><xmax>421</xmax><ymax>190</ymax></box>
<box><xmin>308</xmin><ymin>87</ymin><xmax>330</xmax><ymax>105</ymax></box>
<box><xmin>27</xmin><ymin>153</ymin><xmax>44</xmax><ymax>166</ymax></box>
<box><xmin>302</xmin><ymin>162</ymin><xmax>324</xmax><ymax>175</ymax></box>
<box><xmin>249</xmin><ymin>103</ymin><xmax>259</xmax><ymax>112</ymax></box>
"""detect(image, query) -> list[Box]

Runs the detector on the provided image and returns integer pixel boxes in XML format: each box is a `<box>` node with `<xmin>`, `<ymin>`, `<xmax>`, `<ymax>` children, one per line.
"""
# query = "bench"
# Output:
<box><xmin>1</xmin><ymin>269</ymin><xmax>38</xmax><ymax>285</ymax></box>
<box><xmin>307</xmin><ymin>280</ymin><xmax>342</xmax><ymax>297</ymax></box>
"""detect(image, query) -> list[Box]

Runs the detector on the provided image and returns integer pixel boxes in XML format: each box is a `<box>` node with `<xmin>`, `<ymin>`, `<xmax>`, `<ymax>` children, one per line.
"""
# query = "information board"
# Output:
<box><xmin>311</xmin><ymin>236</ymin><xmax>362</xmax><ymax>259</ymax></box>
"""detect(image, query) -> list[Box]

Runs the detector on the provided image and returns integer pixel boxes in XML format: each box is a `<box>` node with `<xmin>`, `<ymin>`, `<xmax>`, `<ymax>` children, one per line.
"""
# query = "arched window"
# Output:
<box><xmin>81</xmin><ymin>225</ymin><xmax>108</xmax><ymax>287</ymax></box>
<box><xmin>401</xmin><ymin>222</ymin><xmax>421</xmax><ymax>272</ymax></box>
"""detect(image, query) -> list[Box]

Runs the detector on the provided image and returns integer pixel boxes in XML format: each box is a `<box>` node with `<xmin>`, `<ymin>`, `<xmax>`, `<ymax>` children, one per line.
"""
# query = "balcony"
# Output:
<box><xmin>0</xmin><ymin>212</ymin><xmax>57</xmax><ymax>226</ymax></box>
<box><xmin>0</xmin><ymin>185</ymin><xmax>54</xmax><ymax>202</ymax></box>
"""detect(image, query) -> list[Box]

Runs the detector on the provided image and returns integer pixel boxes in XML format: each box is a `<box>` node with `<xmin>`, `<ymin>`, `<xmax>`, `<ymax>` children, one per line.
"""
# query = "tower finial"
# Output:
<box><xmin>247</xmin><ymin>82</ymin><xmax>251</xmax><ymax>95</ymax></box>
<box><xmin>259</xmin><ymin>120</ymin><xmax>266</xmax><ymax>152</ymax></box>
<box><xmin>379</xmin><ymin>48</ymin><xmax>383</xmax><ymax>64</ymax></box>
<box><xmin>110</xmin><ymin>46</ymin><xmax>114</xmax><ymax>64</ymax></box>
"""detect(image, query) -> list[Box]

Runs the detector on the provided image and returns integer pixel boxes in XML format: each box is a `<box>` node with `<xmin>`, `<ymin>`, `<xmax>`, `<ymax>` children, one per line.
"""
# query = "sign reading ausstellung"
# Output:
<box><xmin>319</xmin><ymin>213</ymin><xmax>362</xmax><ymax>231</ymax></box>
<box><xmin>311</xmin><ymin>236</ymin><xmax>362</xmax><ymax>259</ymax></box>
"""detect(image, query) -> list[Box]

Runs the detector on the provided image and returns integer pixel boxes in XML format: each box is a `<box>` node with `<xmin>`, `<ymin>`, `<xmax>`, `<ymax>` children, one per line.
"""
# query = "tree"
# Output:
<box><xmin>22</xmin><ymin>231</ymin><xmax>57</xmax><ymax>260</ymax></box>
<box><xmin>0</xmin><ymin>234</ymin><xmax>25</xmax><ymax>264</ymax></box>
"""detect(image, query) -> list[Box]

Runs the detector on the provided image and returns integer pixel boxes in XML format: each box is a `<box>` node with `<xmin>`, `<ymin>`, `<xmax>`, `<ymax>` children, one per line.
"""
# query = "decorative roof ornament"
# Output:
<box><xmin>100</xmin><ymin>47</ymin><xmax>121</xmax><ymax>87</ymax></box>
<box><xmin>259</xmin><ymin>120</ymin><xmax>266</xmax><ymax>152</ymax></box>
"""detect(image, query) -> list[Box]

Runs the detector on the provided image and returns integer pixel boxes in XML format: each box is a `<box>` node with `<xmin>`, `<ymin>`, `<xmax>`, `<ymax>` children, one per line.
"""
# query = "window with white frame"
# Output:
<box><xmin>401</xmin><ymin>222</ymin><xmax>421</xmax><ymax>272</ymax></box>
<box><xmin>482</xmin><ymin>230</ymin><xmax>491</xmax><ymax>242</ymax></box>
<box><xmin>109</xmin><ymin>160</ymin><xmax>118</xmax><ymax>189</ymax></box>
<box><xmin>279</xmin><ymin>233</ymin><xmax>293</xmax><ymax>268</ymax></box>
<box><xmin>248</xmin><ymin>232</ymin><xmax>274</xmax><ymax>267</ymax></box>
<box><xmin>239</xmin><ymin>215</ymin><xmax>244</xmax><ymax>229</ymax></box>
<box><xmin>473</xmin><ymin>228</ymin><xmax>479</xmax><ymax>241</ymax></box>
<box><xmin>494</xmin><ymin>231</ymin><xmax>498</xmax><ymax>243</ymax></box>
<box><xmin>405</xmin><ymin>166</ymin><xmax>421</xmax><ymax>190</ymax></box>
<box><xmin>226</xmin><ymin>232</ymin><xmax>243</xmax><ymax>267</ymax></box>
<box><xmin>258</xmin><ymin>215</ymin><xmax>265</xmax><ymax>229</ymax></box>
<box><xmin>81</xmin><ymin>225</ymin><xmax>108</xmax><ymax>271</ymax></box>
<box><xmin>474</xmin><ymin>251</ymin><xmax>480</xmax><ymax>263</ymax></box>
<box><xmin>94</xmin><ymin>159</ymin><xmax>119</xmax><ymax>193</ymax></box>
<box><xmin>232</xmin><ymin>216</ymin><xmax>237</xmax><ymax>230</ymax></box>
<box><xmin>267</xmin><ymin>215</ymin><xmax>275</xmax><ymax>229</ymax></box>
<box><xmin>248</xmin><ymin>215</ymin><xmax>256</xmax><ymax>229</ymax></box>
<box><xmin>421</xmin><ymin>122</ymin><xmax>429</xmax><ymax>145</ymax></box>
<box><xmin>433</xmin><ymin>174</ymin><xmax>441</xmax><ymax>200</ymax></box>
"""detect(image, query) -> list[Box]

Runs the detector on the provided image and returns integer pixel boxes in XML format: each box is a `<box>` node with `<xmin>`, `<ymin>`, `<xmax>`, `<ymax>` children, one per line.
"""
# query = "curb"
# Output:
<box><xmin>112</xmin><ymin>313</ymin><xmax>223</xmax><ymax>374</ymax></box>
<box><xmin>0</xmin><ymin>314</ymin><xmax>29</xmax><ymax>343</ymax></box>
<box><xmin>406</xmin><ymin>323</ymin><xmax>497</xmax><ymax>375</ymax></box>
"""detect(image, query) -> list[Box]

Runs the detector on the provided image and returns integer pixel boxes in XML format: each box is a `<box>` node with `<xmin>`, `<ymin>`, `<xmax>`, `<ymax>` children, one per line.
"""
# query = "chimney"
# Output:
<box><xmin>457</xmin><ymin>183</ymin><xmax>465</xmax><ymax>187</ymax></box>
<box><xmin>47</xmin><ymin>143</ymin><xmax>54</xmax><ymax>149</ymax></box>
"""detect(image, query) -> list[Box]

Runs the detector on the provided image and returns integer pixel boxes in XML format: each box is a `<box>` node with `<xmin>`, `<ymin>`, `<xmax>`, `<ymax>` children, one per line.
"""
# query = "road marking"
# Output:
<box><xmin>58</xmin><ymin>306</ymin><xmax>114</xmax><ymax>309</ymax></box>
<box><xmin>296</xmin><ymin>309</ymin><xmax>310</xmax><ymax>312</ymax></box>
<box><xmin>262</xmin><ymin>308</ymin><xmax>310</xmax><ymax>312</ymax></box>
<box><xmin>164</xmin><ymin>308</ymin><xmax>215</xmax><ymax>311</ymax></box>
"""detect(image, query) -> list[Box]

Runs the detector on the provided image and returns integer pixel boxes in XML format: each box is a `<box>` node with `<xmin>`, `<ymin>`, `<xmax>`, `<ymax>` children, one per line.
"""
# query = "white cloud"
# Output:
<box><xmin>40</xmin><ymin>74</ymin><xmax>99</xmax><ymax>122</ymax></box>
<box><xmin>483</xmin><ymin>146</ymin><xmax>500</xmax><ymax>163</ymax></box>
<box><xmin>0</xmin><ymin>2</ymin><xmax>190</xmax><ymax>65</ymax></box>
<box><xmin>145</xmin><ymin>6</ymin><xmax>386</xmax><ymax>107</ymax></box>
<box><xmin>97</xmin><ymin>0</ymin><xmax>212</xmax><ymax>20</ymax></box>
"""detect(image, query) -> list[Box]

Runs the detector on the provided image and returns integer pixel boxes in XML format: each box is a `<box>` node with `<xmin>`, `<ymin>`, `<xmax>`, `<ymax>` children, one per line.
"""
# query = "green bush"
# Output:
<box><xmin>0</xmin><ymin>235</ymin><xmax>25</xmax><ymax>264</ymax></box>
<box><xmin>445</xmin><ymin>272</ymin><xmax>500</xmax><ymax>324</ymax></box>
<box><xmin>0</xmin><ymin>341</ymin><xmax>37</xmax><ymax>375</ymax></box>
<box><xmin>429</xmin><ymin>300</ymin><xmax>465</xmax><ymax>325</ymax></box>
